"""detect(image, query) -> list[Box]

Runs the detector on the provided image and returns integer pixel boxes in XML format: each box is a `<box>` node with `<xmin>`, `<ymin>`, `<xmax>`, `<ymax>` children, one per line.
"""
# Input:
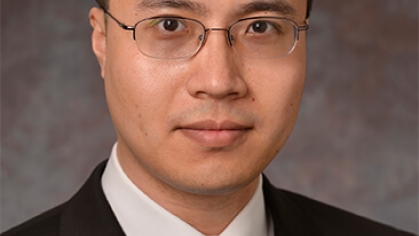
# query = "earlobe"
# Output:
<box><xmin>89</xmin><ymin>7</ymin><xmax>107</xmax><ymax>79</ymax></box>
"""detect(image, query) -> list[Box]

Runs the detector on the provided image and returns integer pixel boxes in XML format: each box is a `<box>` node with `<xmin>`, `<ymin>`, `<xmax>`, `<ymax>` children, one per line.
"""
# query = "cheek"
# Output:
<box><xmin>249</xmin><ymin>56</ymin><xmax>305</xmax><ymax>107</ymax></box>
<box><xmin>245</xmin><ymin>37</ymin><xmax>306</xmax><ymax>105</ymax></box>
<box><xmin>104</xmin><ymin>54</ymin><xmax>180</xmax><ymax>142</ymax></box>
<box><xmin>246</xmin><ymin>56</ymin><xmax>306</xmax><ymax>147</ymax></box>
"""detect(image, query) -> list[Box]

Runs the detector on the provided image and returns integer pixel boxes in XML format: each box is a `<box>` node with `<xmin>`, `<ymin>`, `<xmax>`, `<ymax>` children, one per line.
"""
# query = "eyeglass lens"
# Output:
<box><xmin>134</xmin><ymin>17</ymin><xmax>300</xmax><ymax>59</ymax></box>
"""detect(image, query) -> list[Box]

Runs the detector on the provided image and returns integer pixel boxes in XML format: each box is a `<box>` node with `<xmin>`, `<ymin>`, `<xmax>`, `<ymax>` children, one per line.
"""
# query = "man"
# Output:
<box><xmin>2</xmin><ymin>0</ymin><xmax>415</xmax><ymax>235</ymax></box>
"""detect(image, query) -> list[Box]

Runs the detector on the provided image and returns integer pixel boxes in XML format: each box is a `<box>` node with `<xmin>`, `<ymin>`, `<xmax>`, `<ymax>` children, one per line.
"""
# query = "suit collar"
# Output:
<box><xmin>59</xmin><ymin>160</ymin><xmax>125</xmax><ymax>236</ymax></box>
<box><xmin>57</xmin><ymin>161</ymin><xmax>324</xmax><ymax>236</ymax></box>
<box><xmin>262</xmin><ymin>175</ymin><xmax>325</xmax><ymax>236</ymax></box>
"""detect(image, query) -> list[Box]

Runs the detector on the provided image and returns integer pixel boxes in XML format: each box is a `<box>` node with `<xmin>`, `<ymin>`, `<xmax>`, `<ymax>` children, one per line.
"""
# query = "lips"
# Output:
<box><xmin>177</xmin><ymin>120</ymin><xmax>252</xmax><ymax>148</ymax></box>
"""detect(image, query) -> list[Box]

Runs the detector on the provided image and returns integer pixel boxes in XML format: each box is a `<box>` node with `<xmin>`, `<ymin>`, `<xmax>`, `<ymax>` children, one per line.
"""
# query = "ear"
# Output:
<box><xmin>89</xmin><ymin>7</ymin><xmax>107</xmax><ymax>79</ymax></box>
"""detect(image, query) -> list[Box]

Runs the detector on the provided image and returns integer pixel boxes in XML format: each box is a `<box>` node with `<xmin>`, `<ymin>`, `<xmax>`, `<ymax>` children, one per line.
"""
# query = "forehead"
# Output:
<box><xmin>112</xmin><ymin>0</ymin><xmax>307</xmax><ymax>19</ymax></box>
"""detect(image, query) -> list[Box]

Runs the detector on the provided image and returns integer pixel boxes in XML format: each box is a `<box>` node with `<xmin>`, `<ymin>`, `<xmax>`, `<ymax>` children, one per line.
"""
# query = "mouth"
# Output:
<box><xmin>176</xmin><ymin>120</ymin><xmax>253</xmax><ymax>148</ymax></box>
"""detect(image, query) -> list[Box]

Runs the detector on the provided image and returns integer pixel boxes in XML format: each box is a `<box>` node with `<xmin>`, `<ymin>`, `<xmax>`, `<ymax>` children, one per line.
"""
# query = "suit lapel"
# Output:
<box><xmin>59</xmin><ymin>161</ymin><xmax>125</xmax><ymax>236</ymax></box>
<box><xmin>263</xmin><ymin>175</ymin><xmax>325</xmax><ymax>236</ymax></box>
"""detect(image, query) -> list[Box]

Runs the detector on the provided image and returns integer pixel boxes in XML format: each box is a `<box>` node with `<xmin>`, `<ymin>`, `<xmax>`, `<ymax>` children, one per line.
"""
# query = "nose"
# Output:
<box><xmin>186</xmin><ymin>29</ymin><xmax>248</xmax><ymax>100</ymax></box>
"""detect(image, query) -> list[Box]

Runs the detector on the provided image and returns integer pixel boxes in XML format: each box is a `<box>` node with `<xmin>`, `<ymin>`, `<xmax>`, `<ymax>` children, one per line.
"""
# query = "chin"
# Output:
<box><xmin>162</xmin><ymin>169</ymin><xmax>260</xmax><ymax>196</ymax></box>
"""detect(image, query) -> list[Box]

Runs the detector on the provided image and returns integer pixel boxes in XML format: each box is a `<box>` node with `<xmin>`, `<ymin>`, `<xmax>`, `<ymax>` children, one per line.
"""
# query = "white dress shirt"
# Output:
<box><xmin>102</xmin><ymin>143</ymin><xmax>272</xmax><ymax>236</ymax></box>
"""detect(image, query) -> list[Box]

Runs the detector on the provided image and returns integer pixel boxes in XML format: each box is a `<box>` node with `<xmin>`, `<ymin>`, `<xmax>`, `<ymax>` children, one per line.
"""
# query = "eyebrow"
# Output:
<box><xmin>238</xmin><ymin>0</ymin><xmax>296</xmax><ymax>16</ymax></box>
<box><xmin>139</xmin><ymin>0</ymin><xmax>209</xmax><ymax>15</ymax></box>
<box><xmin>137</xmin><ymin>0</ymin><xmax>295</xmax><ymax>18</ymax></box>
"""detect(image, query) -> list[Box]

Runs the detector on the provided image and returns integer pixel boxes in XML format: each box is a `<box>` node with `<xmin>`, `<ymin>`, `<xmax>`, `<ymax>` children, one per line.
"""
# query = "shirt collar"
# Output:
<box><xmin>102</xmin><ymin>143</ymin><xmax>270</xmax><ymax>236</ymax></box>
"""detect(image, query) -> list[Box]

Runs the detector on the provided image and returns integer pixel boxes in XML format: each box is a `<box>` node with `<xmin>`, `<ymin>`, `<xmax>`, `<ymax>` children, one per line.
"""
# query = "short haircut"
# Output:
<box><xmin>95</xmin><ymin>0</ymin><xmax>314</xmax><ymax>19</ymax></box>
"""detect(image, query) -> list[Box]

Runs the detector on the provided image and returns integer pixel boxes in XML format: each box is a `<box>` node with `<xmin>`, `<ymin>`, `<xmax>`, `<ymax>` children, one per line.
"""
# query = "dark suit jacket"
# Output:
<box><xmin>2</xmin><ymin>160</ymin><xmax>415</xmax><ymax>236</ymax></box>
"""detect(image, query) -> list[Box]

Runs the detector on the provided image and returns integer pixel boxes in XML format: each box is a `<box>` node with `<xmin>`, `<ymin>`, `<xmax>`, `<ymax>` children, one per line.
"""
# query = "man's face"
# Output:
<box><xmin>91</xmin><ymin>0</ymin><xmax>307</xmax><ymax>194</ymax></box>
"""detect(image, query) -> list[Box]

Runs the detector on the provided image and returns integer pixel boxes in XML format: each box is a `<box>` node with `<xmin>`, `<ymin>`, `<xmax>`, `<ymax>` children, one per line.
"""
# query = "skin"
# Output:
<box><xmin>90</xmin><ymin>0</ymin><xmax>307</xmax><ymax>234</ymax></box>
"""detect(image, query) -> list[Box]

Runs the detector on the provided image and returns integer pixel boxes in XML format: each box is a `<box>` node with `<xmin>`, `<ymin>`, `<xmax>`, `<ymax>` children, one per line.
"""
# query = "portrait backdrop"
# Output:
<box><xmin>1</xmin><ymin>0</ymin><xmax>418</xmax><ymax>233</ymax></box>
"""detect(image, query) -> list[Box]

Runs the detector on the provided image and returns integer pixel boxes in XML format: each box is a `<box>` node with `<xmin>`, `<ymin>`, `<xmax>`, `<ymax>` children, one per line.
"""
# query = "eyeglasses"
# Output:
<box><xmin>103</xmin><ymin>9</ymin><xmax>309</xmax><ymax>60</ymax></box>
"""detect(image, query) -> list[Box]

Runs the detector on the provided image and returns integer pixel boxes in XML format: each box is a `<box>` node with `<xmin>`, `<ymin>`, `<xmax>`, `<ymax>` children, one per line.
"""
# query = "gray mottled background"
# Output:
<box><xmin>1</xmin><ymin>0</ymin><xmax>418</xmax><ymax>234</ymax></box>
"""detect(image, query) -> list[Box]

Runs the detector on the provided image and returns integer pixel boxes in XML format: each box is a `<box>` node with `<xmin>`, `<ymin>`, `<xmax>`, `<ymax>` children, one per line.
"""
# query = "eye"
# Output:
<box><xmin>246</xmin><ymin>20</ymin><xmax>278</xmax><ymax>34</ymax></box>
<box><xmin>151</xmin><ymin>18</ymin><xmax>186</xmax><ymax>32</ymax></box>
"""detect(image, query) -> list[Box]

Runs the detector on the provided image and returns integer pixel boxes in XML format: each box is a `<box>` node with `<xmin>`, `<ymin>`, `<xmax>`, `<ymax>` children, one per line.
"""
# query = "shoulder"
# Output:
<box><xmin>267</xmin><ymin>185</ymin><xmax>415</xmax><ymax>236</ymax></box>
<box><xmin>284</xmin><ymin>189</ymin><xmax>411</xmax><ymax>235</ymax></box>
<box><xmin>1</xmin><ymin>204</ymin><xmax>65</xmax><ymax>236</ymax></box>
<box><xmin>2</xmin><ymin>160</ymin><xmax>124</xmax><ymax>236</ymax></box>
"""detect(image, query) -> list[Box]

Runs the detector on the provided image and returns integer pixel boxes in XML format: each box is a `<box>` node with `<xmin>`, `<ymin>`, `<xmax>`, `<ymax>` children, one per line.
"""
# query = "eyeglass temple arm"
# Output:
<box><xmin>100</xmin><ymin>7</ymin><xmax>135</xmax><ymax>31</ymax></box>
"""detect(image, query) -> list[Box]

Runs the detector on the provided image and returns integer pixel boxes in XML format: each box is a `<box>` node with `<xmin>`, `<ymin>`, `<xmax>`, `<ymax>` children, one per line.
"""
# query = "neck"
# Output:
<box><xmin>119</xmin><ymin>154</ymin><xmax>260</xmax><ymax>235</ymax></box>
